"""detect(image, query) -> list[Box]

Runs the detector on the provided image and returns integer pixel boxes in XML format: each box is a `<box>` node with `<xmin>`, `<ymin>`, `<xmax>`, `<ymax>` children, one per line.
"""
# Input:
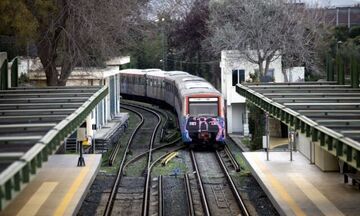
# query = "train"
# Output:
<box><xmin>120</xmin><ymin>69</ymin><xmax>226</xmax><ymax>148</ymax></box>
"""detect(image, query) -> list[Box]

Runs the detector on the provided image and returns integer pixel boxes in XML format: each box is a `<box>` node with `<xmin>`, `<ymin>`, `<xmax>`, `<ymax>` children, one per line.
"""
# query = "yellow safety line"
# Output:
<box><xmin>253</xmin><ymin>155</ymin><xmax>306</xmax><ymax>216</ymax></box>
<box><xmin>17</xmin><ymin>182</ymin><xmax>58</xmax><ymax>216</ymax></box>
<box><xmin>289</xmin><ymin>174</ymin><xmax>345</xmax><ymax>216</ymax></box>
<box><xmin>53</xmin><ymin>155</ymin><xmax>94</xmax><ymax>216</ymax></box>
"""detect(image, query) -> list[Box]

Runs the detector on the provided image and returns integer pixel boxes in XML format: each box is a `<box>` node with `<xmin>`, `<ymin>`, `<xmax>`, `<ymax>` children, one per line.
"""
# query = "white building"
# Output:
<box><xmin>220</xmin><ymin>50</ymin><xmax>283</xmax><ymax>134</ymax></box>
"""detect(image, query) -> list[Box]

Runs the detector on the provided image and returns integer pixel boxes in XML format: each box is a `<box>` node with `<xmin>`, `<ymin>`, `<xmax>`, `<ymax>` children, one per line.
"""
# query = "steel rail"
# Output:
<box><xmin>137</xmin><ymin>106</ymin><xmax>161</xmax><ymax>216</ymax></box>
<box><xmin>190</xmin><ymin>150</ymin><xmax>211</xmax><ymax>216</ymax></box>
<box><xmin>120</xmin><ymin>102</ymin><xmax>163</xmax><ymax>216</ymax></box>
<box><xmin>215</xmin><ymin>150</ymin><xmax>250</xmax><ymax>216</ymax></box>
<box><xmin>103</xmin><ymin>106</ymin><xmax>144</xmax><ymax>216</ymax></box>
<box><xmin>184</xmin><ymin>173</ymin><xmax>195</xmax><ymax>216</ymax></box>
<box><xmin>158</xmin><ymin>175</ymin><xmax>163</xmax><ymax>216</ymax></box>
<box><xmin>123</xmin><ymin>137</ymin><xmax>181</xmax><ymax>174</ymax></box>
<box><xmin>108</xmin><ymin>139</ymin><xmax>122</xmax><ymax>166</ymax></box>
<box><xmin>146</xmin><ymin>146</ymin><xmax>186</xmax><ymax>216</ymax></box>
<box><xmin>224</xmin><ymin>145</ymin><xmax>240</xmax><ymax>172</ymax></box>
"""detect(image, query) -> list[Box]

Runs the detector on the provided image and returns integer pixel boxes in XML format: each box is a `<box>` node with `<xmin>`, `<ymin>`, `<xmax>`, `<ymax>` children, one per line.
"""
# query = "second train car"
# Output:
<box><xmin>120</xmin><ymin>69</ymin><xmax>226</xmax><ymax>148</ymax></box>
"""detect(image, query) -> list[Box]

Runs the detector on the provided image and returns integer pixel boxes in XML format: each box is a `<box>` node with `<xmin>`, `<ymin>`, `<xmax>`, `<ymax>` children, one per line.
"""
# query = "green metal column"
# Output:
<box><xmin>0</xmin><ymin>59</ymin><xmax>8</xmax><ymax>90</ymax></box>
<box><xmin>336</xmin><ymin>54</ymin><xmax>345</xmax><ymax>85</ymax></box>
<box><xmin>351</xmin><ymin>57</ymin><xmax>359</xmax><ymax>88</ymax></box>
<box><xmin>11</xmin><ymin>58</ymin><xmax>18</xmax><ymax>88</ymax></box>
<box><xmin>326</xmin><ymin>55</ymin><xmax>334</xmax><ymax>81</ymax></box>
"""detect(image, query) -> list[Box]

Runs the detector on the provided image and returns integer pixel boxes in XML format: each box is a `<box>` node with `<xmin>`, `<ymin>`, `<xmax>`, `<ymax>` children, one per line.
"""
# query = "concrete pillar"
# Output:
<box><xmin>117</xmin><ymin>74</ymin><xmax>120</xmax><ymax>114</ymax></box>
<box><xmin>243</xmin><ymin>108</ymin><xmax>249</xmax><ymax>136</ymax></box>
<box><xmin>95</xmin><ymin>106</ymin><xmax>99</xmax><ymax>129</ymax></box>
<box><xmin>86</xmin><ymin>114</ymin><xmax>93</xmax><ymax>137</ymax></box>
<box><xmin>102</xmin><ymin>99</ymin><xmax>106</xmax><ymax>125</ymax></box>
<box><xmin>113</xmin><ymin>76</ymin><xmax>116</xmax><ymax>115</ymax></box>
<box><xmin>227</xmin><ymin>105</ymin><xmax>233</xmax><ymax>133</ymax></box>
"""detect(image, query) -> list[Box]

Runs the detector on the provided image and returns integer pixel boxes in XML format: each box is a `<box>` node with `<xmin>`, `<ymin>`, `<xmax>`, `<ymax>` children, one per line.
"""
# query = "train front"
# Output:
<box><xmin>181</xmin><ymin>96</ymin><xmax>225</xmax><ymax>147</ymax></box>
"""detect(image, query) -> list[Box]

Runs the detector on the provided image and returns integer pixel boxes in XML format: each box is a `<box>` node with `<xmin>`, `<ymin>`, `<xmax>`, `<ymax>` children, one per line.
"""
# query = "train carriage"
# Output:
<box><xmin>120</xmin><ymin>69</ymin><xmax>226</xmax><ymax>148</ymax></box>
<box><xmin>120</xmin><ymin>69</ymin><xmax>147</xmax><ymax>97</ymax></box>
<box><xmin>145</xmin><ymin>70</ymin><xmax>165</xmax><ymax>101</ymax></box>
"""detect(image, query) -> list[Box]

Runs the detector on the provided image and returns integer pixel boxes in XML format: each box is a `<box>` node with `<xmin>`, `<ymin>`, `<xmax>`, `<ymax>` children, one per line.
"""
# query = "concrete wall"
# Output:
<box><xmin>285</xmin><ymin>67</ymin><xmax>305</xmax><ymax>82</ymax></box>
<box><xmin>269</xmin><ymin>119</ymin><xmax>282</xmax><ymax>137</ymax></box>
<box><xmin>296</xmin><ymin>132</ymin><xmax>339</xmax><ymax>171</ymax></box>
<box><xmin>227</xmin><ymin>103</ymin><xmax>246</xmax><ymax>133</ymax></box>
<box><xmin>298</xmin><ymin>133</ymin><xmax>311</xmax><ymax>160</ymax></box>
<box><xmin>314</xmin><ymin>143</ymin><xmax>339</xmax><ymax>171</ymax></box>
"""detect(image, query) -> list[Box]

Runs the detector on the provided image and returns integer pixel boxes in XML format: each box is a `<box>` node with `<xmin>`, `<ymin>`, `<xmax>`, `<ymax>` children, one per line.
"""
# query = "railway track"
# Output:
<box><xmin>103</xmin><ymin>103</ymin><xmax>162</xmax><ymax>216</ymax></box>
<box><xmin>189</xmin><ymin>149</ymin><xmax>250</xmax><ymax>216</ymax></box>
<box><xmin>79</xmin><ymin>99</ymin><xmax>279</xmax><ymax>216</ymax></box>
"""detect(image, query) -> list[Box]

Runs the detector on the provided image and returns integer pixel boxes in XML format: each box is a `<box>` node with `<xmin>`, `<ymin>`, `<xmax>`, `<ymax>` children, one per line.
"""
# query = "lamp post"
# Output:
<box><xmin>156</xmin><ymin>17</ymin><xmax>166</xmax><ymax>70</ymax></box>
<box><xmin>336</xmin><ymin>40</ymin><xmax>343</xmax><ymax>53</ymax></box>
<box><xmin>161</xmin><ymin>17</ymin><xmax>166</xmax><ymax>70</ymax></box>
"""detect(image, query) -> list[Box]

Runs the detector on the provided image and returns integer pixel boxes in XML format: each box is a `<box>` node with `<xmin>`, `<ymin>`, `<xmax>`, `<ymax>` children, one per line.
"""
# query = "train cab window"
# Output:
<box><xmin>188</xmin><ymin>98</ymin><xmax>218</xmax><ymax>116</ymax></box>
<box><xmin>232</xmin><ymin>69</ymin><xmax>245</xmax><ymax>86</ymax></box>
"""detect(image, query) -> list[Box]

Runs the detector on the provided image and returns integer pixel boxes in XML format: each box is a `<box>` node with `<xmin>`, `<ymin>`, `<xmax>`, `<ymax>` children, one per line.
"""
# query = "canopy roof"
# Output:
<box><xmin>0</xmin><ymin>86</ymin><xmax>108</xmax><ymax>210</ymax></box>
<box><xmin>236</xmin><ymin>82</ymin><xmax>360</xmax><ymax>170</ymax></box>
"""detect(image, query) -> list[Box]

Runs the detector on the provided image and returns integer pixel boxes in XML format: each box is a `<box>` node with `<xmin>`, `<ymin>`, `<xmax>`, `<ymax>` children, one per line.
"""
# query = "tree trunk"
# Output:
<box><xmin>257</xmin><ymin>61</ymin><xmax>264</xmax><ymax>81</ymax></box>
<box><xmin>264</xmin><ymin>59</ymin><xmax>271</xmax><ymax>81</ymax></box>
<box><xmin>31</xmin><ymin>0</ymin><xmax>68</xmax><ymax>86</ymax></box>
<box><xmin>37</xmin><ymin>40</ymin><xmax>59</xmax><ymax>86</ymax></box>
<box><xmin>282</xmin><ymin>69</ymin><xmax>289</xmax><ymax>82</ymax></box>
<box><xmin>58</xmin><ymin>59</ymin><xmax>74</xmax><ymax>86</ymax></box>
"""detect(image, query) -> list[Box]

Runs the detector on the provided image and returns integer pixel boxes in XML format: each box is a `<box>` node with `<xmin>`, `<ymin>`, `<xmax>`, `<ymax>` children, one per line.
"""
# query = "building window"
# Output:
<box><xmin>232</xmin><ymin>69</ymin><xmax>245</xmax><ymax>86</ymax></box>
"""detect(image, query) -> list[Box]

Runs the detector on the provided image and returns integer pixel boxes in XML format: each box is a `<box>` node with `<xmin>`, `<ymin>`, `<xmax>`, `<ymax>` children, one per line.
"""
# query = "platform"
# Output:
<box><xmin>0</xmin><ymin>154</ymin><xmax>101</xmax><ymax>216</ymax></box>
<box><xmin>228</xmin><ymin>133</ymin><xmax>288</xmax><ymax>151</ymax></box>
<box><xmin>243</xmin><ymin>151</ymin><xmax>360</xmax><ymax>216</ymax></box>
<box><xmin>94</xmin><ymin>113</ymin><xmax>129</xmax><ymax>151</ymax></box>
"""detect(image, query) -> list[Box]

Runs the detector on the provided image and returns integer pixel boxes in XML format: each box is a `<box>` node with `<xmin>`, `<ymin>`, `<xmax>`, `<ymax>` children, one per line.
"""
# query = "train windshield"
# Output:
<box><xmin>188</xmin><ymin>98</ymin><xmax>218</xmax><ymax>116</ymax></box>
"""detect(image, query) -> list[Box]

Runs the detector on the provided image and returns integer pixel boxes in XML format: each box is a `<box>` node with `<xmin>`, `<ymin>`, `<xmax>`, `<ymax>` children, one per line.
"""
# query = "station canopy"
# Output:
<box><xmin>0</xmin><ymin>86</ymin><xmax>107</xmax><ymax>210</ymax></box>
<box><xmin>236</xmin><ymin>82</ymin><xmax>360</xmax><ymax>170</ymax></box>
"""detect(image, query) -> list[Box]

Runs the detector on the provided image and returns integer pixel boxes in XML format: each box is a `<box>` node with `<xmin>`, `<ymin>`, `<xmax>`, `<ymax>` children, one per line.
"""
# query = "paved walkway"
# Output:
<box><xmin>228</xmin><ymin>133</ymin><xmax>288</xmax><ymax>151</ymax></box>
<box><xmin>0</xmin><ymin>154</ymin><xmax>101</xmax><ymax>216</ymax></box>
<box><xmin>243</xmin><ymin>152</ymin><xmax>360</xmax><ymax>216</ymax></box>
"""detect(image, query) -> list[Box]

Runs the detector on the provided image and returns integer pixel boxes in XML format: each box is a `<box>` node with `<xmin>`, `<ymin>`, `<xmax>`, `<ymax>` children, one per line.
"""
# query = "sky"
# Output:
<box><xmin>303</xmin><ymin>0</ymin><xmax>360</xmax><ymax>6</ymax></box>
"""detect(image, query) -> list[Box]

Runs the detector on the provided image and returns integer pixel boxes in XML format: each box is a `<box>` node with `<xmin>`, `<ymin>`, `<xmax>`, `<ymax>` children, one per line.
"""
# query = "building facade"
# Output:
<box><xmin>220</xmin><ymin>50</ymin><xmax>284</xmax><ymax>134</ymax></box>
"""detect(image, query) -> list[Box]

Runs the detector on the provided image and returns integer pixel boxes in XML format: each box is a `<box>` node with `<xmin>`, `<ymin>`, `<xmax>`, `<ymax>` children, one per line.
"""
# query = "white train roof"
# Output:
<box><xmin>143</xmin><ymin>68</ymin><xmax>163</xmax><ymax>73</ymax></box>
<box><xmin>146</xmin><ymin>70</ymin><xmax>166</xmax><ymax>77</ymax></box>
<box><xmin>120</xmin><ymin>68</ymin><xmax>222</xmax><ymax>97</ymax></box>
<box><xmin>120</xmin><ymin>69</ymin><xmax>146</xmax><ymax>75</ymax></box>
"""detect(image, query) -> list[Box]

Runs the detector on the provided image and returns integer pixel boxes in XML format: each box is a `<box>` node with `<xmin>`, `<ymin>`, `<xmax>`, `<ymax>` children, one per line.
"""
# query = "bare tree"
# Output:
<box><xmin>23</xmin><ymin>0</ymin><xmax>148</xmax><ymax>86</ymax></box>
<box><xmin>207</xmin><ymin>0</ymin><xmax>327</xmax><ymax>81</ymax></box>
<box><xmin>149</xmin><ymin>0</ymin><xmax>196</xmax><ymax>20</ymax></box>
